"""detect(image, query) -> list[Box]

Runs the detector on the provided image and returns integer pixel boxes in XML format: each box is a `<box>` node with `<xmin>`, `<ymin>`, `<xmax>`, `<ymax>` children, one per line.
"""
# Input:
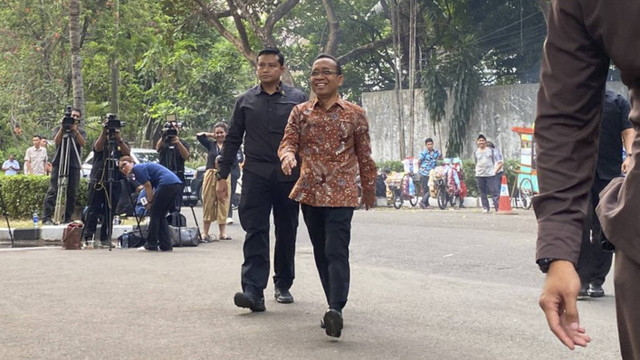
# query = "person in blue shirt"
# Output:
<box><xmin>417</xmin><ymin>138</ymin><xmax>441</xmax><ymax>208</ymax></box>
<box><xmin>135</xmin><ymin>188</ymin><xmax>148</xmax><ymax>217</ymax></box>
<box><xmin>119</xmin><ymin>156</ymin><xmax>182</xmax><ymax>251</ymax></box>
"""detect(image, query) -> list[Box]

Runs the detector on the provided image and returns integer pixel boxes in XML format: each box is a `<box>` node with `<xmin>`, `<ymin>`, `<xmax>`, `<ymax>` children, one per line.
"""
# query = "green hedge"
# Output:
<box><xmin>375</xmin><ymin>160</ymin><xmax>404</xmax><ymax>172</ymax></box>
<box><xmin>0</xmin><ymin>175</ymin><xmax>88</xmax><ymax>219</ymax></box>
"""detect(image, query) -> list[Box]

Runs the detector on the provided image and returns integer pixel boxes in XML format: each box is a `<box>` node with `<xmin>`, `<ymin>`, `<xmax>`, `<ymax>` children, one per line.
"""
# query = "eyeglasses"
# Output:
<box><xmin>310</xmin><ymin>70</ymin><xmax>340</xmax><ymax>78</ymax></box>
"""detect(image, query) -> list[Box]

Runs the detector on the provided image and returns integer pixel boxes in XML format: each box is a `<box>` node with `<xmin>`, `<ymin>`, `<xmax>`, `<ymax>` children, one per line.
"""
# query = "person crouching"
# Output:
<box><xmin>119</xmin><ymin>156</ymin><xmax>182</xmax><ymax>251</ymax></box>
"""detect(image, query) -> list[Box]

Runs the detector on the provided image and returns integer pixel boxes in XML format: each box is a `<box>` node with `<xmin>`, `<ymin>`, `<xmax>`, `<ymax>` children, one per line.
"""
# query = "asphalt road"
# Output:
<box><xmin>0</xmin><ymin>206</ymin><xmax>620</xmax><ymax>359</ymax></box>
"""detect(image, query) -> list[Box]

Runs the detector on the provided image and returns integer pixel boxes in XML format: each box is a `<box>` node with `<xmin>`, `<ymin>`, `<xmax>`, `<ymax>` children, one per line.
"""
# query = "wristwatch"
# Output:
<box><xmin>537</xmin><ymin>258</ymin><xmax>558</xmax><ymax>273</ymax></box>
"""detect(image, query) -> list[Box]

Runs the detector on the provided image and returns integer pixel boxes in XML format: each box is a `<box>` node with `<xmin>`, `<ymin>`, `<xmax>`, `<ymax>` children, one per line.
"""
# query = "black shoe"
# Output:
<box><xmin>587</xmin><ymin>283</ymin><xmax>605</xmax><ymax>298</ymax></box>
<box><xmin>275</xmin><ymin>288</ymin><xmax>294</xmax><ymax>304</ymax></box>
<box><xmin>578</xmin><ymin>284</ymin><xmax>588</xmax><ymax>298</ymax></box>
<box><xmin>323</xmin><ymin>309</ymin><xmax>343</xmax><ymax>338</ymax></box>
<box><xmin>234</xmin><ymin>292</ymin><xmax>266</xmax><ymax>312</ymax></box>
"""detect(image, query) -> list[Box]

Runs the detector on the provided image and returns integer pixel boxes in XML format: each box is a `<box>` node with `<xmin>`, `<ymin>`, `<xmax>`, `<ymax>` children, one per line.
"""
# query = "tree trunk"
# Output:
<box><xmin>322</xmin><ymin>0</ymin><xmax>340</xmax><ymax>55</ymax></box>
<box><xmin>391</xmin><ymin>0</ymin><xmax>405</xmax><ymax>159</ymax></box>
<box><xmin>407</xmin><ymin>0</ymin><xmax>417</xmax><ymax>158</ymax></box>
<box><xmin>110</xmin><ymin>58</ymin><xmax>119</xmax><ymax>115</ymax></box>
<box><xmin>69</xmin><ymin>0</ymin><xmax>85</xmax><ymax>123</ymax></box>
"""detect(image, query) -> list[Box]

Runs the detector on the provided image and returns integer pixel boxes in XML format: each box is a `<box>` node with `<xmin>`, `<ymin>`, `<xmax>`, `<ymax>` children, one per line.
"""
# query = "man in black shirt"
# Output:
<box><xmin>576</xmin><ymin>90</ymin><xmax>634</xmax><ymax>297</ymax></box>
<box><xmin>156</xmin><ymin>123</ymin><xmax>190</xmax><ymax>183</ymax></box>
<box><xmin>84</xmin><ymin>118</ymin><xmax>131</xmax><ymax>246</ymax></box>
<box><xmin>42</xmin><ymin>108</ymin><xmax>87</xmax><ymax>224</ymax></box>
<box><xmin>216</xmin><ymin>47</ymin><xmax>308</xmax><ymax>311</ymax></box>
<box><xmin>156</xmin><ymin>122</ymin><xmax>190</xmax><ymax>213</ymax></box>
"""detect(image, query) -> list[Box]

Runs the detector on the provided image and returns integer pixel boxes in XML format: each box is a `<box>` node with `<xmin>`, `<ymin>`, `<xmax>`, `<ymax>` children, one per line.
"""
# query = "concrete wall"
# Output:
<box><xmin>362</xmin><ymin>82</ymin><xmax>627</xmax><ymax>161</ymax></box>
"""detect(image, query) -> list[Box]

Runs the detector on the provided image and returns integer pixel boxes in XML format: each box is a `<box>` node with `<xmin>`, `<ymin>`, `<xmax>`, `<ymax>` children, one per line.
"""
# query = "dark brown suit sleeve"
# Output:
<box><xmin>533</xmin><ymin>0</ymin><xmax>610</xmax><ymax>265</ymax></box>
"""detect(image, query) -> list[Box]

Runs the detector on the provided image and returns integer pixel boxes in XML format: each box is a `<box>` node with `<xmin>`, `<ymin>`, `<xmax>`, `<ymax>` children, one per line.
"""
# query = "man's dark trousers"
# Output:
<box><xmin>85</xmin><ymin>181</ymin><xmax>122</xmax><ymax>241</ymax></box>
<box><xmin>146</xmin><ymin>184</ymin><xmax>181</xmax><ymax>251</ymax></box>
<box><xmin>301</xmin><ymin>205</ymin><xmax>354</xmax><ymax>312</ymax></box>
<box><xmin>420</xmin><ymin>175</ymin><xmax>430</xmax><ymax>206</ymax></box>
<box><xmin>577</xmin><ymin>177</ymin><xmax>613</xmax><ymax>287</ymax></box>
<box><xmin>238</xmin><ymin>170</ymin><xmax>298</xmax><ymax>297</ymax></box>
<box><xmin>43</xmin><ymin>166</ymin><xmax>81</xmax><ymax>222</ymax></box>
<box><xmin>476</xmin><ymin>176</ymin><xmax>497</xmax><ymax>211</ymax></box>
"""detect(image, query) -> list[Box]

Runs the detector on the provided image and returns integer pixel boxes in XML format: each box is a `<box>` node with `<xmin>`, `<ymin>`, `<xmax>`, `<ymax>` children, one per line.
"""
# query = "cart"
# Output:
<box><xmin>386</xmin><ymin>171</ymin><xmax>419</xmax><ymax>209</ymax></box>
<box><xmin>511</xmin><ymin>127</ymin><xmax>539</xmax><ymax>209</ymax></box>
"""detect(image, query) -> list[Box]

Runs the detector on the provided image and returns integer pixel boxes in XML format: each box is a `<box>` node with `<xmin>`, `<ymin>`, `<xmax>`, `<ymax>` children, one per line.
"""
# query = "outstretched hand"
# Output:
<box><xmin>539</xmin><ymin>260</ymin><xmax>591</xmax><ymax>350</ymax></box>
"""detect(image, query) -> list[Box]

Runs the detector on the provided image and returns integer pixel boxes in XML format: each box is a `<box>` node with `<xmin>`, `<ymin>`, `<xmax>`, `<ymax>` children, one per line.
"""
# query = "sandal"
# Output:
<box><xmin>200</xmin><ymin>235</ymin><xmax>212</xmax><ymax>243</ymax></box>
<box><xmin>218</xmin><ymin>234</ymin><xmax>232</xmax><ymax>240</ymax></box>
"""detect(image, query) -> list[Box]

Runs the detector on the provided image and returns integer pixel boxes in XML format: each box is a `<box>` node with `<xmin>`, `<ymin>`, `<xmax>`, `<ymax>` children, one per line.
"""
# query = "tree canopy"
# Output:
<box><xmin>0</xmin><ymin>0</ymin><xmax>548</xmax><ymax>162</ymax></box>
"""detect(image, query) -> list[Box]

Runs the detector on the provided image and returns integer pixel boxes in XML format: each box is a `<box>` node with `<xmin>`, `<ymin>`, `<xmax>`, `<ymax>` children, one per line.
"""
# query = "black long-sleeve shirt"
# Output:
<box><xmin>218</xmin><ymin>82</ymin><xmax>307</xmax><ymax>181</ymax></box>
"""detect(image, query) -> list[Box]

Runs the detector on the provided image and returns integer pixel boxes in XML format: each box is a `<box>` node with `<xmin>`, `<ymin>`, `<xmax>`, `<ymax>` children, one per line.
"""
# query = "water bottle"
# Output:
<box><xmin>33</xmin><ymin>211</ymin><xmax>39</xmax><ymax>228</ymax></box>
<box><xmin>121</xmin><ymin>230</ymin><xmax>128</xmax><ymax>249</ymax></box>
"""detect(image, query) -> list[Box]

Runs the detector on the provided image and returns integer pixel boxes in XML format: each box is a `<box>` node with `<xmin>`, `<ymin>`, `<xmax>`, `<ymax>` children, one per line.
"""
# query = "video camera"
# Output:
<box><xmin>62</xmin><ymin>106</ymin><xmax>77</xmax><ymax>131</ymax></box>
<box><xmin>103</xmin><ymin>113</ymin><xmax>125</xmax><ymax>131</ymax></box>
<box><xmin>162</xmin><ymin>121</ymin><xmax>183</xmax><ymax>141</ymax></box>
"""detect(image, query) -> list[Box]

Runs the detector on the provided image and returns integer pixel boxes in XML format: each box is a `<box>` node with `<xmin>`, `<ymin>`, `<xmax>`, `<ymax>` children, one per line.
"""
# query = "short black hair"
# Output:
<box><xmin>477</xmin><ymin>134</ymin><xmax>486</xmax><ymax>141</ymax></box>
<box><xmin>425</xmin><ymin>137</ymin><xmax>433</xmax><ymax>144</ymax></box>
<box><xmin>314</xmin><ymin>53</ymin><xmax>342</xmax><ymax>75</ymax></box>
<box><xmin>33</xmin><ymin>135</ymin><xmax>42</xmax><ymax>139</ymax></box>
<box><xmin>257</xmin><ymin>47</ymin><xmax>284</xmax><ymax>66</ymax></box>
<box><xmin>72</xmin><ymin>108</ymin><xmax>82</xmax><ymax>116</ymax></box>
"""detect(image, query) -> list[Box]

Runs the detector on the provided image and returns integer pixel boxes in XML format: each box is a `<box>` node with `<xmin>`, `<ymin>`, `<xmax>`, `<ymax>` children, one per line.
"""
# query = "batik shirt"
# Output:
<box><xmin>278</xmin><ymin>98</ymin><xmax>377</xmax><ymax>207</ymax></box>
<box><xmin>418</xmin><ymin>149</ymin><xmax>441</xmax><ymax>176</ymax></box>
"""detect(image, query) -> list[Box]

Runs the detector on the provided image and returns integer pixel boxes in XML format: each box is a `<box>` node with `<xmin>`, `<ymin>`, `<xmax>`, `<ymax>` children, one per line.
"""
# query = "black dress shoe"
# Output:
<box><xmin>323</xmin><ymin>309</ymin><xmax>343</xmax><ymax>338</ymax></box>
<box><xmin>587</xmin><ymin>283</ymin><xmax>605</xmax><ymax>298</ymax></box>
<box><xmin>275</xmin><ymin>288</ymin><xmax>294</xmax><ymax>304</ymax></box>
<box><xmin>578</xmin><ymin>284</ymin><xmax>588</xmax><ymax>298</ymax></box>
<box><xmin>234</xmin><ymin>292</ymin><xmax>266</xmax><ymax>312</ymax></box>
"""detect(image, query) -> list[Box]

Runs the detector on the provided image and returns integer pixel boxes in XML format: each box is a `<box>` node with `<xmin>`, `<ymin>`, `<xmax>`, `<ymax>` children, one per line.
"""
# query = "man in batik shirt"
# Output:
<box><xmin>278</xmin><ymin>53</ymin><xmax>377</xmax><ymax>339</ymax></box>
<box><xmin>417</xmin><ymin>137</ymin><xmax>441</xmax><ymax>208</ymax></box>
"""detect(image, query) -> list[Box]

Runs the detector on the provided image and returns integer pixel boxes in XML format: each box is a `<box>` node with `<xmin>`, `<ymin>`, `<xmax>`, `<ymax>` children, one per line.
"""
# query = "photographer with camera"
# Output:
<box><xmin>156</xmin><ymin>122</ymin><xmax>190</xmax><ymax>182</ymax></box>
<box><xmin>156</xmin><ymin>122</ymin><xmax>190</xmax><ymax>216</ymax></box>
<box><xmin>42</xmin><ymin>108</ymin><xmax>87</xmax><ymax>225</ymax></box>
<box><xmin>83</xmin><ymin>115</ymin><xmax>130</xmax><ymax>246</ymax></box>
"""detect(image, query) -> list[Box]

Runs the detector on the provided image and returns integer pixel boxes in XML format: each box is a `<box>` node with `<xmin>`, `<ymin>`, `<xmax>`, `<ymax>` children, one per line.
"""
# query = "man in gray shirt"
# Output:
<box><xmin>473</xmin><ymin>134</ymin><xmax>501</xmax><ymax>212</ymax></box>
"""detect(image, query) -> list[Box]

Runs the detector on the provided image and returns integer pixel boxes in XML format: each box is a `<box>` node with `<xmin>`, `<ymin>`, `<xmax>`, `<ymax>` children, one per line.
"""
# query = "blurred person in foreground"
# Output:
<box><xmin>534</xmin><ymin>1</ymin><xmax>640</xmax><ymax>357</ymax></box>
<box><xmin>279</xmin><ymin>53</ymin><xmax>376</xmax><ymax>338</ymax></box>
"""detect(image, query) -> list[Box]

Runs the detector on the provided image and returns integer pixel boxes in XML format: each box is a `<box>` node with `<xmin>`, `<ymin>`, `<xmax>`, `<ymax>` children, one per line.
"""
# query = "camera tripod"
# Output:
<box><xmin>53</xmin><ymin>129</ymin><xmax>81</xmax><ymax>224</ymax></box>
<box><xmin>0</xmin><ymin>183</ymin><xmax>15</xmax><ymax>248</ymax></box>
<box><xmin>80</xmin><ymin>130</ymin><xmax>133</xmax><ymax>250</ymax></box>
